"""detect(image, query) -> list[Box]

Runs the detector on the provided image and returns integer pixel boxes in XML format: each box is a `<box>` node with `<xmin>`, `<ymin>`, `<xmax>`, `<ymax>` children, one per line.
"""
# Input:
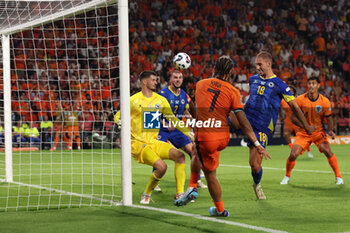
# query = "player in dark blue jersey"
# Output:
<box><xmin>245</xmin><ymin>51</ymin><xmax>315</xmax><ymax>199</ymax></box>
<box><xmin>154</xmin><ymin>70</ymin><xmax>207</xmax><ymax>192</ymax></box>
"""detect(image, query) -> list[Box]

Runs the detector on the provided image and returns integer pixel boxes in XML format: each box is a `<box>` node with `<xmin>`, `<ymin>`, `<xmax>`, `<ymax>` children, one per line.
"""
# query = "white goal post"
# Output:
<box><xmin>0</xmin><ymin>0</ymin><xmax>132</xmax><ymax>210</ymax></box>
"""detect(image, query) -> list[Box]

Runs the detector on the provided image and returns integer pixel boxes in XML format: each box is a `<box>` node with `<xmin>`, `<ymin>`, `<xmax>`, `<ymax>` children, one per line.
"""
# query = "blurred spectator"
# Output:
<box><xmin>237</xmin><ymin>70</ymin><xmax>247</xmax><ymax>83</ymax></box>
<box><xmin>40</xmin><ymin>115</ymin><xmax>53</xmax><ymax>150</ymax></box>
<box><xmin>80</xmin><ymin>109</ymin><xmax>95</xmax><ymax>149</ymax></box>
<box><xmin>23</xmin><ymin>121</ymin><xmax>41</xmax><ymax>147</ymax></box>
<box><xmin>12</xmin><ymin>121</ymin><xmax>26</xmax><ymax>146</ymax></box>
<box><xmin>314</xmin><ymin>32</ymin><xmax>326</xmax><ymax>56</ymax></box>
<box><xmin>2</xmin><ymin>0</ymin><xmax>350</xmax><ymax>145</ymax></box>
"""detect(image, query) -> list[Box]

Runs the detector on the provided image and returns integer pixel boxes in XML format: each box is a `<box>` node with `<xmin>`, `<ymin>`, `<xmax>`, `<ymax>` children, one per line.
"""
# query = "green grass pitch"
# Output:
<box><xmin>0</xmin><ymin>145</ymin><xmax>349</xmax><ymax>233</ymax></box>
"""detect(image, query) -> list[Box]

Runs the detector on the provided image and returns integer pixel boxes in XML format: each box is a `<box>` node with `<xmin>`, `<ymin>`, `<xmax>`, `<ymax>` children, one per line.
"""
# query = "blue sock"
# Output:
<box><xmin>251</xmin><ymin>168</ymin><xmax>263</xmax><ymax>184</ymax></box>
<box><xmin>152</xmin><ymin>167</ymin><xmax>155</xmax><ymax>172</ymax></box>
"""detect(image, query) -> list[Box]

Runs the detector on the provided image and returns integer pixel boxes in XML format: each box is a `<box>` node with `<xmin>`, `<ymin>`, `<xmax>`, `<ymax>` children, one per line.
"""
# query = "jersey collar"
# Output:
<box><xmin>307</xmin><ymin>93</ymin><xmax>319</xmax><ymax>102</ymax></box>
<box><xmin>259</xmin><ymin>74</ymin><xmax>276</xmax><ymax>79</ymax></box>
<box><xmin>168</xmin><ymin>86</ymin><xmax>181</xmax><ymax>96</ymax></box>
<box><xmin>214</xmin><ymin>77</ymin><xmax>230</xmax><ymax>83</ymax></box>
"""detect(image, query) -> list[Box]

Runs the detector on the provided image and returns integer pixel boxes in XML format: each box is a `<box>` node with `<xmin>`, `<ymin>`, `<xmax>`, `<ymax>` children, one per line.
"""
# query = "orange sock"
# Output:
<box><xmin>288</xmin><ymin>143</ymin><xmax>293</xmax><ymax>149</ymax></box>
<box><xmin>63</xmin><ymin>134</ymin><xmax>68</xmax><ymax>146</ymax></box>
<box><xmin>189</xmin><ymin>172</ymin><xmax>199</xmax><ymax>188</ymax></box>
<box><xmin>213</xmin><ymin>200</ymin><xmax>224</xmax><ymax>213</ymax></box>
<box><xmin>54</xmin><ymin>134</ymin><xmax>59</xmax><ymax>148</ymax></box>
<box><xmin>68</xmin><ymin>133</ymin><xmax>73</xmax><ymax>148</ymax></box>
<box><xmin>286</xmin><ymin>158</ymin><xmax>296</xmax><ymax>177</ymax></box>
<box><xmin>76</xmin><ymin>137</ymin><xmax>81</xmax><ymax>148</ymax></box>
<box><xmin>327</xmin><ymin>154</ymin><xmax>341</xmax><ymax>178</ymax></box>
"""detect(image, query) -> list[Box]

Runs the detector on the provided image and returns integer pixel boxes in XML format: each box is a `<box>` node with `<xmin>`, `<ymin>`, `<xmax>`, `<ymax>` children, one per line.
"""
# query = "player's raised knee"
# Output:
<box><xmin>169</xmin><ymin>148</ymin><xmax>185</xmax><ymax>163</ymax></box>
<box><xmin>176</xmin><ymin>151</ymin><xmax>186</xmax><ymax>163</ymax></box>
<box><xmin>154</xmin><ymin>160</ymin><xmax>167</xmax><ymax>177</ymax></box>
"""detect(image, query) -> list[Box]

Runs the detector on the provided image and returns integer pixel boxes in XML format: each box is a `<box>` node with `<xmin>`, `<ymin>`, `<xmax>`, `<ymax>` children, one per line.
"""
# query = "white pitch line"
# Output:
<box><xmin>134</xmin><ymin>163</ymin><xmax>350</xmax><ymax>175</ymax></box>
<box><xmin>220</xmin><ymin>164</ymin><xmax>350</xmax><ymax>175</ymax></box>
<box><xmin>0</xmin><ymin>180</ymin><xmax>121</xmax><ymax>206</ymax></box>
<box><xmin>133</xmin><ymin>205</ymin><xmax>288</xmax><ymax>233</ymax></box>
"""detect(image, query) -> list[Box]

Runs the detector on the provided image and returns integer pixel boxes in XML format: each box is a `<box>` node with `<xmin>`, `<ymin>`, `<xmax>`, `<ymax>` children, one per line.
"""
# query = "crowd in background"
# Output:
<box><xmin>0</xmin><ymin>6</ymin><xmax>119</xmax><ymax>149</ymax></box>
<box><xmin>0</xmin><ymin>0</ymin><xmax>350</xmax><ymax>149</ymax></box>
<box><xmin>128</xmin><ymin>0</ymin><xmax>350</xmax><ymax>134</ymax></box>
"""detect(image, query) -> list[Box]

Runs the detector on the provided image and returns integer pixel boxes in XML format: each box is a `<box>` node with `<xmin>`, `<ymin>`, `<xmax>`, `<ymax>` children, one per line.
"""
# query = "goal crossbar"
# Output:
<box><xmin>0</xmin><ymin>0</ymin><xmax>118</xmax><ymax>35</ymax></box>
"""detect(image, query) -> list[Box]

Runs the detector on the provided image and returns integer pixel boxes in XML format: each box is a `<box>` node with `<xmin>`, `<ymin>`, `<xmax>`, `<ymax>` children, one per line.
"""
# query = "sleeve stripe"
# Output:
<box><xmin>233</xmin><ymin>108</ymin><xmax>244</xmax><ymax>113</ymax></box>
<box><xmin>283</xmin><ymin>94</ymin><xmax>295</xmax><ymax>102</ymax></box>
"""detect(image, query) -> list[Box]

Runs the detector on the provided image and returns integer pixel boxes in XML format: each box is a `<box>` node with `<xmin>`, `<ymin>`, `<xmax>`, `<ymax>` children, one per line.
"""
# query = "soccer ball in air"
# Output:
<box><xmin>173</xmin><ymin>52</ymin><xmax>191</xmax><ymax>70</ymax></box>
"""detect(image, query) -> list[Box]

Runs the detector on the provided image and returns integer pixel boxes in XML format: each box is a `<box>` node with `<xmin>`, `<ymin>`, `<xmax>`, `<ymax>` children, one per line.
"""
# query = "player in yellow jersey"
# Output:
<box><xmin>115</xmin><ymin>70</ymin><xmax>193</xmax><ymax>204</ymax></box>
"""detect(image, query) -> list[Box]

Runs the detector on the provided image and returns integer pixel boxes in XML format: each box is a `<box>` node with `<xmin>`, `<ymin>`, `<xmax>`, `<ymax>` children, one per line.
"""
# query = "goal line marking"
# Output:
<box><xmin>132</xmin><ymin>205</ymin><xmax>288</xmax><ymax>233</ymax></box>
<box><xmin>0</xmin><ymin>179</ymin><xmax>121</xmax><ymax>206</ymax></box>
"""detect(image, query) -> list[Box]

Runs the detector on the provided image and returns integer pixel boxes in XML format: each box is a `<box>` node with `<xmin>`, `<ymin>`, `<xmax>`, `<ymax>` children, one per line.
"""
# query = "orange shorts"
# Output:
<box><xmin>67</xmin><ymin>125</ymin><xmax>79</xmax><ymax>136</ymax></box>
<box><xmin>294</xmin><ymin>131</ymin><xmax>328</xmax><ymax>153</ymax></box>
<box><xmin>195</xmin><ymin>138</ymin><xmax>229</xmax><ymax>171</ymax></box>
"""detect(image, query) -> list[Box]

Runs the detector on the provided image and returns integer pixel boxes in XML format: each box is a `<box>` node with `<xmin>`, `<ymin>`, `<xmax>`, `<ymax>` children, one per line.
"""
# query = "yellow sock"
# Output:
<box><xmin>144</xmin><ymin>172</ymin><xmax>161</xmax><ymax>195</ymax></box>
<box><xmin>175</xmin><ymin>163</ymin><xmax>186</xmax><ymax>194</ymax></box>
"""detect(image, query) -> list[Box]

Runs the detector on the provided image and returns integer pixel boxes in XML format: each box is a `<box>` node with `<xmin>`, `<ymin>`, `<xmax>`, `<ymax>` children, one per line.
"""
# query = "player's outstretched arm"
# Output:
<box><xmin>188</xmin><ymin>101</ymin><xmax>196</xmax><ymax>119</ymax></box>
<box><xmin>256</xmin><ymin>145</ymin><xmax>270</xmax><ymax>160</ymax></box>
<box><xmin>184</xmin><ymin>109</ymin><xmax>194</xmax><ymax>122</ymax></box>
<box><xmin>229</xmin><ymin>111</ymin><xmax>241</xmax><ymax>130</ymax></box>
<box><xmin>290</xmin><ymin>112</ymin><xmax>303</xmax><ymax>128</ymax></box>
<box><xmin>325</xmin><ymin>116</ymin><xmax>336</xmax><ymax>139</ymax></box>
<box><xmin>287</xmin><ymin>100</ymin><xmax>316</xmax><ymax>135</ymax></box>
<box><xmin>235</xmin><ymin>110</ymin><xmax>271</xmax><ymax>160</ymax></box>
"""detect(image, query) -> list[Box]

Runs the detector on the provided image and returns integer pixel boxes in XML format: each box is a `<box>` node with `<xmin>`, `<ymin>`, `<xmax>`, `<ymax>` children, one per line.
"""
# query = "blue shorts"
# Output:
<box><xmin>157</xmin><ymin>129</ymin><xmax>191</xmax><ymax>149</ymax></box>
<box><xmin>245</xmin><ymin>129</ymin><xmax>269</xmax><ymax>149</ymax></box>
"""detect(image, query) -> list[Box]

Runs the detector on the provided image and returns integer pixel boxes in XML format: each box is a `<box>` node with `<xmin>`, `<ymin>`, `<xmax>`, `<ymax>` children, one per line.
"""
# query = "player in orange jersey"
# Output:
<box><xmin>280</xmin><ymin>85</ymin><xmax>314</xmax><ymax>158</ymax></box>
<box><xmin>175</xmin><ymin>56</ymin><xmax>269</xmax><ymax>217</ymax></box>
<box><xmin>50</xmin><ymin>103</ymin><xmax>68</xmax><ymax>151</ymax></box>
<box><xmin>281</xmin><ymin>77</ymin><xmax>344</xmax><ymax>185</ymax></box>
<box><xmin>64</xmin><ymin>104</ymin><xmax>81</xmax><ymax>150</ymax></box>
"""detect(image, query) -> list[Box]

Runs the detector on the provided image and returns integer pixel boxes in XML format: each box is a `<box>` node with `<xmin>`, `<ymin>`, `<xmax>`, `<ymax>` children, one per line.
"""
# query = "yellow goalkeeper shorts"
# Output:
<box><xmin>131</xmin><ymin>139</ymin><xmax>173</xmax><ymax>166</ymax></box>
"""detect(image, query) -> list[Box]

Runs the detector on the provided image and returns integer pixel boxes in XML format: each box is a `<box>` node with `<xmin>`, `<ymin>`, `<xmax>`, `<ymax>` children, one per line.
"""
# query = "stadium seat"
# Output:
<box><xmin>338</xmin><ymin>118</ymin><xmax>350</xmax><ymax>133</ymax></box>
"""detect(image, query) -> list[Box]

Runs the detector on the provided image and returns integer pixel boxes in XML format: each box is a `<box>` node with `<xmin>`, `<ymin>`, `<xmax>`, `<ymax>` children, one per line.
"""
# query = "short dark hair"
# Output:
<box><xmin>214</xmin><ymin>56</ymin><xmax>234</xmax><ymax>77</ymax></box>
<box><xmin>170</xmin><ymin>70</ymin><xmax>183</xmax><ymax>78</ymax></box>
<box><xmin>308</xmin><ymin>76</ymin><xmax>320</xmax><ymax>83</ymax></box>
<box><xmin>256</xmin><ymin>51</ymin><xmax>272</xmax><ymax>62</ymax></box>
<box><xmin>139</xmin><ymin>70</ymin><xmax>157</xmax><ymax>81</ymax></box>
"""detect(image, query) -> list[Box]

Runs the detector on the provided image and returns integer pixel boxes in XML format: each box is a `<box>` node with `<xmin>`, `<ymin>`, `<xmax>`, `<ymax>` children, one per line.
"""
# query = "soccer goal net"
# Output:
<box><xmin>0</xmin><ymin>0</ymin><xmax>131</xmax><ymax>211</ymax></box>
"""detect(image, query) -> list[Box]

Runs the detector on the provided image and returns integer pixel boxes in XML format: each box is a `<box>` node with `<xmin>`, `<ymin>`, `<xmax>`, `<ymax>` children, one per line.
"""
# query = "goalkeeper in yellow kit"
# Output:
<box><xmin>115</xmin><ymin>70</ymin><xmax>193</xmax><ymax>204</ymax></box>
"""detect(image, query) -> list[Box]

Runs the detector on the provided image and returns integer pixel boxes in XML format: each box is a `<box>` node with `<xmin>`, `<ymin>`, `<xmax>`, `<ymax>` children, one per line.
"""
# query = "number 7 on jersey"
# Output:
<box><xmin>207</xmin><ymin>88</ymin><xmax>220</xmax><ymax>112</ymax></box>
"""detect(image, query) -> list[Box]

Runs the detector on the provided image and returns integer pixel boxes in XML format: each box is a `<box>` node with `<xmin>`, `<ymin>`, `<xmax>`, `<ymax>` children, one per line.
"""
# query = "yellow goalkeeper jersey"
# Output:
<box><xmin>115</xmin><ymin>91</ymin><xmax>189</xmax><ymax>144</ymax></box>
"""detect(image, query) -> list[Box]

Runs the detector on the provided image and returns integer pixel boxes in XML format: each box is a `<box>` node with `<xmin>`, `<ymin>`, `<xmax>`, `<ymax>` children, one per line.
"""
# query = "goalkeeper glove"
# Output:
<box><xmin>116</xmin><ymin>118</ymin><xmax>121</xmax><ymax>130</ymax></box>
<box><xmin>114</xmin><ymin>111</ymin><xmax>121</xmax><ymax>130</ymax></box>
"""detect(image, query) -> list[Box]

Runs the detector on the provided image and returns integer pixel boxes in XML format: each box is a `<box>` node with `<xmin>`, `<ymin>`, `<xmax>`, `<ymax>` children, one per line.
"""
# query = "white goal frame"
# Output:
<box><xmin>0</xmin><ymin>0</ymin><xmax>132</xmax><ymax>206</ymax></box>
